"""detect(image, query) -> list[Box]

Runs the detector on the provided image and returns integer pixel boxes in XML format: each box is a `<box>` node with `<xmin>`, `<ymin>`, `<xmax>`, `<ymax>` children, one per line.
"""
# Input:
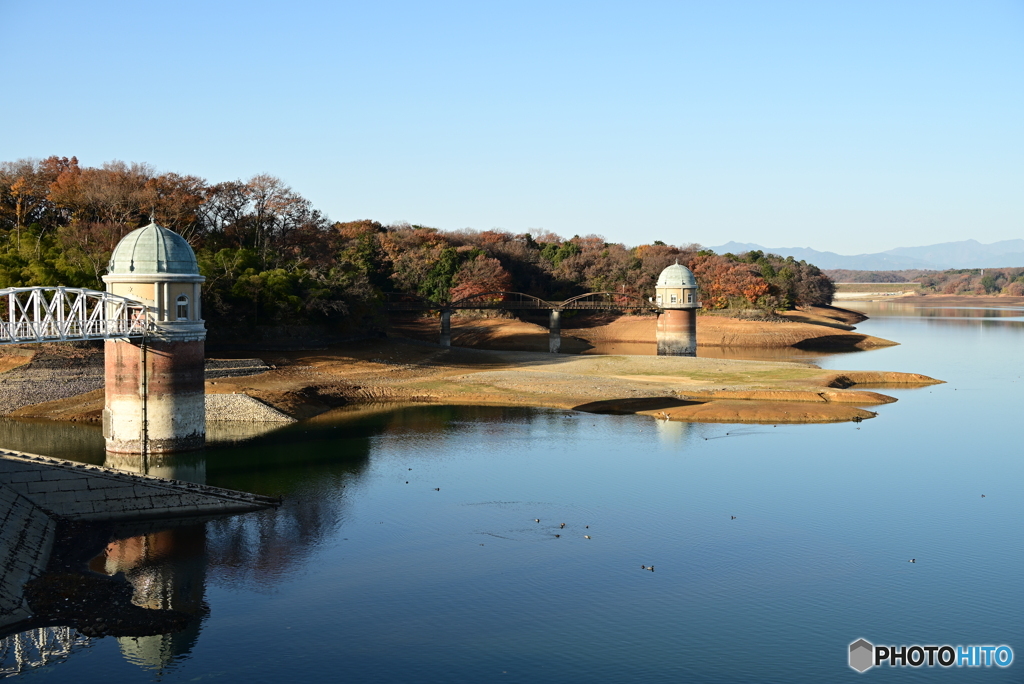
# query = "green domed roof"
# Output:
<box><xmin>107</xmin><ymin>221</ymin><xmax>199</xmax><ymax>275</ymax></box>
<box><xmin>657</xmin><ymin>261</ymin><xmax>697</xmax><ymax>289</ymax></box>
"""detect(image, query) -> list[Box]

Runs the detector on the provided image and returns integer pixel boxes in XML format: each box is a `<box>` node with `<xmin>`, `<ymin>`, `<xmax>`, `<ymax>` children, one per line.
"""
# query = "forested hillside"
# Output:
<box><xmin>825</xmin><ymin>268</ymin><xmax>1024</xmax><ymax>295</ymax></box>
<box><xmin>916</xmin><ymin>268</ymin><xmax>1024</xmax><ymax>295</ymax></box>
<box><xmin>0</xmin><ymin>157</ymin><xmax>834</xmax><ymax>337</ymax></box>
<box><xmin>823</xmin><ymin>269</ymin><xmax>933</xmax><ymax>283</ymax></box>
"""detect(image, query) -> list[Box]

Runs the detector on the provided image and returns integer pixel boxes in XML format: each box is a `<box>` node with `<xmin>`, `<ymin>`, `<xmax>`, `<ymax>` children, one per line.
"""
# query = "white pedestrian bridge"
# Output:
<box><xmin>0</xmin><ymin>287</ymin><xmax>151</xmax><ymax>345</ymax></box>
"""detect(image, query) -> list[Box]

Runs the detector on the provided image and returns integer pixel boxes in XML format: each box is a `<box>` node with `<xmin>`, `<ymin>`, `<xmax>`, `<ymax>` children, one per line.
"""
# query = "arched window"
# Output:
<box><xmin>176</xmin><ymin>295</ymin><xmax>189</xmax><ymax>321</ymax></box>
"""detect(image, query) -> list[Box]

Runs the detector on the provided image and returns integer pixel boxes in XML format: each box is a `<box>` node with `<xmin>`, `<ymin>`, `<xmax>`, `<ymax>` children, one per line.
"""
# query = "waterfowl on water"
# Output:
<box><xmin>584</xmin><ymin>535</ymin><xmax>591</xmax><ymax>539</ymax></box>
<box><xmin>909</xmin><ymin>559</ymin><xmax>916</xmax><ymax>563</ymax></box>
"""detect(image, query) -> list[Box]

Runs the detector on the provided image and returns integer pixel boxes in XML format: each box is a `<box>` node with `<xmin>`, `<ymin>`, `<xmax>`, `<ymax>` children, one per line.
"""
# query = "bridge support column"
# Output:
<box><xmin>440</xmin><ymin>309</ymin><xmax>451</xmax><ymax>347</ymax></box>
<box><xmin>549</xmin><ymin>310</ymin><xmax>561</xmax><ymax>353</ymax></box>
<box><xmin>656</xmin><ymin>309</ymin><xmax>697</xmax><ymax>356</ymax></box>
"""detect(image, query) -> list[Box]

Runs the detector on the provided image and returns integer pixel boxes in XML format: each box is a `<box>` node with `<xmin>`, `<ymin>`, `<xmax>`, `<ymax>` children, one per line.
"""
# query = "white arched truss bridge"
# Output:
<box><xmin>0</xmin><ymin>287</ymin><xmax>151</xmax><ymax>346</ymax></box>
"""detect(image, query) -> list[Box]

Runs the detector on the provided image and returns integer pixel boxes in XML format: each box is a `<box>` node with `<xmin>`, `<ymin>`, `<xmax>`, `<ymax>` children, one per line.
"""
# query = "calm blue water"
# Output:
<box><xmin>3</xmin><ymin>302</ymin><xmax>1023</xmax><ymax>682</ymax></box>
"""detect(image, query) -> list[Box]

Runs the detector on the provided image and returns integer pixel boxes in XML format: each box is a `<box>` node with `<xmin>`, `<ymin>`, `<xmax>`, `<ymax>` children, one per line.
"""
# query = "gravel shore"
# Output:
<box><xmin>206</xmin><ymin>394</ymin><xmax>295</xmax><ymax>422</ymax></box>
<box><xmin>0</xmin><ymin>358</ymin><xmax>271</xmax><ymax>416</ymax></box>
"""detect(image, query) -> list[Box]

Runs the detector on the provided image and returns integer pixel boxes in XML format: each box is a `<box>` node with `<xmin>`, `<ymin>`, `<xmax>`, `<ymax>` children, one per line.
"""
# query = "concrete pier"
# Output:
<box><xmin>440</xmin><ymin>309</ymin><xmax>452</xmax><ymax>347</ymax></box>
<box><xmin>549</xmin><ymin>310</ymin><xmax>561</xmax><ymax>353</ymax></box>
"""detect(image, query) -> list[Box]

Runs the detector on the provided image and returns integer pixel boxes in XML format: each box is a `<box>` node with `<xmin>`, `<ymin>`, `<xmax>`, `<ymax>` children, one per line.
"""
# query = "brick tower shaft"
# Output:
<box><xmin>103</xmin><ymin>338</ymin><xmax>205</xmax><ymax>454</ymax></box>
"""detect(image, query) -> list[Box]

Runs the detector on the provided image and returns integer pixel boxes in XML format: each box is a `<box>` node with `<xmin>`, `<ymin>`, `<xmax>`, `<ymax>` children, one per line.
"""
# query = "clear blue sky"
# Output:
<box><xmin>1</xmin><ymin>1</ymin><xmax>1021</xmax><ymax>254</ymax></box>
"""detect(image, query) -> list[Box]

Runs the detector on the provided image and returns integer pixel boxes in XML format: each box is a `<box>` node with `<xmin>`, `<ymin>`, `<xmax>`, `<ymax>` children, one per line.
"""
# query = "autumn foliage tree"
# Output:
<box><xmin>450</xmin><ymin>253</ymin><xmax>514</xmax><ymax>300</ymax></box>
<box><xmin>689</xmin><ymin>254</ymin><xmax>770</xmax><ymax>309</ymax></box>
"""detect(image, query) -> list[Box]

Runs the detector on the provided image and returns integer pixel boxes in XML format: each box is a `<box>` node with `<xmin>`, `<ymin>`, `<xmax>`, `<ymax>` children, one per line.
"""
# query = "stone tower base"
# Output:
<box><xmin>656</xmin><ymin>309</ymin><xmax>697</xmax><ymax>356</ymax></box>
<box><xmin>104</xmin><ymin>339</ymin><xmax>206</xmax><ymax>454</ymax></box>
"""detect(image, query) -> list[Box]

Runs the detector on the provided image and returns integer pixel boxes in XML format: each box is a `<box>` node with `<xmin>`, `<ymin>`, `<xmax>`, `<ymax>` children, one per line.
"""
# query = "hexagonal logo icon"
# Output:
<box><xmin>849</xmin><ymin>639</ymin><xmax>874</xmax><ymax>672</ymax></box>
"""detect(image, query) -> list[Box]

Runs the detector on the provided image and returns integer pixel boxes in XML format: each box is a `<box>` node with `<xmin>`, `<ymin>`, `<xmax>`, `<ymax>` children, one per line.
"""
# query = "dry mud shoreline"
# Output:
<box><xmin>4</xmin><ymin>305</ymin><xmax>941</xmax><ymax>426</ymax></box>
<box><xmin>390</xmin><ymin>305</ymin><xmax>894</xmax><ymax>355</ymax></box>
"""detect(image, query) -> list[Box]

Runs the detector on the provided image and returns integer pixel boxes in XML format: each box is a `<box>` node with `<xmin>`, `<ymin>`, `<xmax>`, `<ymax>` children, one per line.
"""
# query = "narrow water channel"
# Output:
<box><xmin>2</xmin><ymin>302</ymin><xmax>1022</xmax><ymax>682</ymax></box>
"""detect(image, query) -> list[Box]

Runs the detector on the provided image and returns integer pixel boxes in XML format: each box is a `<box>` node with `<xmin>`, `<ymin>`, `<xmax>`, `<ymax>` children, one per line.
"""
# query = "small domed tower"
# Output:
<box><xmin>102</xmin><ymin>220</ymin><xmax>206</xmax><ymax>453</ymax></box>
<box><xmin>655</xmin><ymin>261</ymin><xmax>700</xmax><ymax>356</ymax></box>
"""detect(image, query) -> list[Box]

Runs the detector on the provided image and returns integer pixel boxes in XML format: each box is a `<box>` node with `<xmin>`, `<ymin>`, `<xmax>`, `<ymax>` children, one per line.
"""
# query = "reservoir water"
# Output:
<box><xmin>2</xmin><ymin>301</ymin><xmax>1022</xmax><ymax>682</ymax></box>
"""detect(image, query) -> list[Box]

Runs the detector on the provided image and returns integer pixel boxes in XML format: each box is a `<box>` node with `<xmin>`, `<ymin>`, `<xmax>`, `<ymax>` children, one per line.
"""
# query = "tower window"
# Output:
<box><xmin>670</xmin><ymin>293</ymin><xmax>677</xmax><ymax>304</ymax></box>
<box><xmin>687</xmin><ymin>292</ymin><xmax>694</xmax><ymax>303</ymax></box>
<box><xmin>176</xmin><ymin>295</ymin><xmax>189</xmax><ymax>321</ymax></box>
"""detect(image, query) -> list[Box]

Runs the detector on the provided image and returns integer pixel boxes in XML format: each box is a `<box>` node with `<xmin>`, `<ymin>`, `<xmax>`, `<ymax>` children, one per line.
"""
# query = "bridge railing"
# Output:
<box><xmin>560</xmin><ymin>291</ymin><xmax>661</xmax><ymax>312</ymax></box>
<box><xmin>0</xmin><ymin>287</ymin><xmax>152</xmax><ymax>345</ymax></box>
<box><xmin>450</xmin><ymin>291</ymin><xmax>555</xmax><ymax>310</ymax></box>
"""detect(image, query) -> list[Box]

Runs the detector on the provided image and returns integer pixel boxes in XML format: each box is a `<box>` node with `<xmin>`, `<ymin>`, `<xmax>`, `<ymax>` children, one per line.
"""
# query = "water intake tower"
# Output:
<box><xmin>102</xmin><ymin>221</ymin><xmax>206</xmax><ymax>454</ymax></box>
<box><xmin>654</xmin><ymin>261</ymin><xmax>700</xmax><ymax>356</ymax></box>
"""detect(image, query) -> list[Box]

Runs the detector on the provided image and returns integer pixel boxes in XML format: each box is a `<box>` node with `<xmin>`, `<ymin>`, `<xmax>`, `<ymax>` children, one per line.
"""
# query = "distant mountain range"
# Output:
<box><xmin>707</xmin><ymin>239</ymin><xmax>1024</xmax><ymax>271</ymax></box>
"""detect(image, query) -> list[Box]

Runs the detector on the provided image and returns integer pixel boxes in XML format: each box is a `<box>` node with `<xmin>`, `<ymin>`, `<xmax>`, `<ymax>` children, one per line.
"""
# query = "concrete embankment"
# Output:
<box><xmin>0</xmin><ymin>450</ymin><xmax>278</xmax><ymax>522</ymax></box>
<box><xmin>0</xmin><ymin>450</ymin><xmax>278</xmax><ymax>635</ymax></box>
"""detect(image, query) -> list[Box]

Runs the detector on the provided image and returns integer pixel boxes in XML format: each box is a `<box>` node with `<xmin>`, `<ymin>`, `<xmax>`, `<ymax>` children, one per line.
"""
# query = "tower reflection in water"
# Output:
<box><xmin>97</xmin><ymin>451</ymin><xmax>210</xmax><ymax>672</ymax></box>
<box><xmin>653</xmin><ymin>415</ymin><xmax>695</xmax><ymax>444</ymax></box>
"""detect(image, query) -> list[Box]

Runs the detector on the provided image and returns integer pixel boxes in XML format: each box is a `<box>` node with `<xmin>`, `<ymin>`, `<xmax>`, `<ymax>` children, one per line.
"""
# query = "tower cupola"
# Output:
<box><xmin>103</xmin><ymin>220</ymin><xmax>205</xmax><ymax>328</ymax></box>
<box><xmin>655</xmin><ymin>261</ymin><xmax>699</xmax><ymax>309</ymax></box>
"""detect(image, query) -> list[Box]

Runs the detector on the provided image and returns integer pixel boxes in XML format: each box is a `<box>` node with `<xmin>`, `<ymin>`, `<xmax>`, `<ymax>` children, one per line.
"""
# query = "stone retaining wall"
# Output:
<box><xmin>0</xmin><ymin>484</ymin><xmax>55</xmax><ymax>628</ymax></box>
<box><xmin>0</xmin><ymin>451</ymin><xmax>277</xmax><ymax>523</ymax></box>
